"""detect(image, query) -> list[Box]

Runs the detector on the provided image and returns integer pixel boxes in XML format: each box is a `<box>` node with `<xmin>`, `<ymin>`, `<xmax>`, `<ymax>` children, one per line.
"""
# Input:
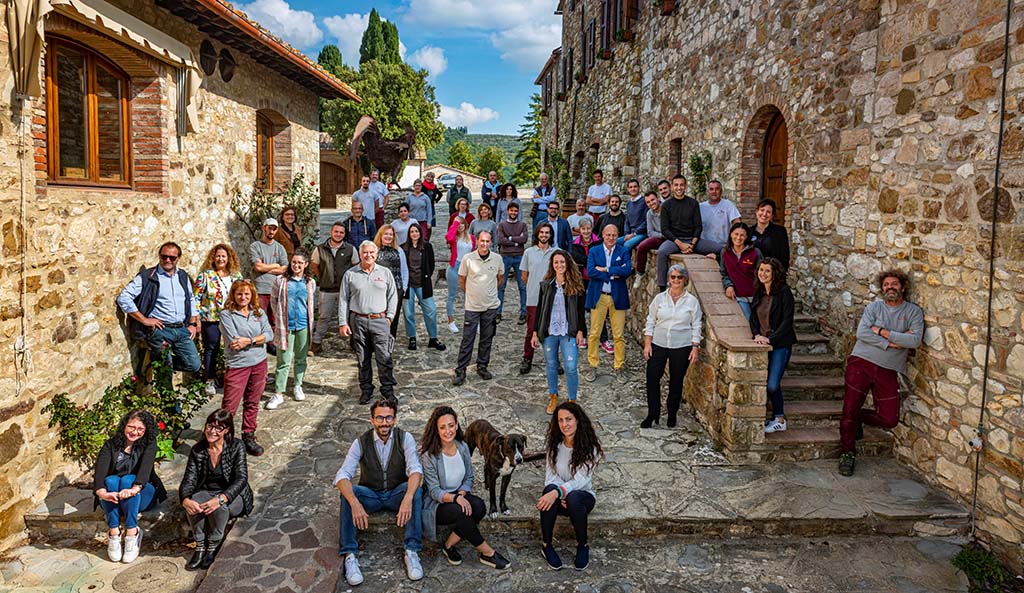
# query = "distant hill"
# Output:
<box><xmin>426</xmin><ymin>127</ymin><xmax>521</xmax><ymax>180</ymax></box>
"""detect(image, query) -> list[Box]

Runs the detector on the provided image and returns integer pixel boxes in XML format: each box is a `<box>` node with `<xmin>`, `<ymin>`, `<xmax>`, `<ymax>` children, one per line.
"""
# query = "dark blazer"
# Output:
<box><xmin>402</xmin><ymin>241</ymin><xmax>436</xmax><ymax>299</ymax></box>
<box><xmin>585</xmin><ymin>242</ymin><xmax>633</xmax><ymax>310</ymax></box>
<box><xmin>93</xmin><ymin>437</ymin><xmax>168</xmax><ymax>510</ymax></box>
<box><xmin>179</xmin><ymin>437</ymin><xmax>254</xmax><ymax>516</ymax></box>
<box><xmin>749</xmin><ymin>284</ymin><xmax>798</xmax><ymax>349</ymax></box>
<box><xmin>534</xmin><ymin>278</ymin><xmax>588</xmax><ymax>341</ymax></box>
<box><xmin>749</xmin><ymin>223</ymin><xmax>790</xmax><ymax>270</ymax></box>
<box><xmin>535</xmin><ymin>217</ymin><xmax>572</xmax><ymax>251</ymax></box>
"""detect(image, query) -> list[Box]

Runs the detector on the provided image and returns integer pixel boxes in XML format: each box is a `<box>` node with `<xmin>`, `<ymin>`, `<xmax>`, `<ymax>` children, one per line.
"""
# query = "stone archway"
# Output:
<box><xmin>738</xmin><ymin>105</ymin><xmax>793</xmax><ymax>224</ymax></box>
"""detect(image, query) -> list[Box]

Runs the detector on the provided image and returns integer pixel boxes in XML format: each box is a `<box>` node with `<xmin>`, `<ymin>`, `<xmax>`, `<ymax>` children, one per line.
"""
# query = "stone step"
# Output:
<box><xmin>781</xmin><ymin>375</ymin><xmax>846</xmax><ymax>400</ymax></box>
<box><xmin>784</xmin><ymin>400</ymin><xmax>845</xmax><ymax>427</ymax></box>
<box><xmin>793</xmin><ymin>332</ymin><xmax>830</xmax><ymax>355</ymax></box>
<box><xmin>794</xmin><ymin>313</ymin><xmax>819</xmax><ymax>333</ymax></box>
<box><xmin>786</xmin><ymin>353</ymin><xmax>845</xmax><ymax>376</ymax></box>
<box><xmin>761</xmin><ymin>426</ymin><xmax>893</xmax><ymax>462</ymax></box>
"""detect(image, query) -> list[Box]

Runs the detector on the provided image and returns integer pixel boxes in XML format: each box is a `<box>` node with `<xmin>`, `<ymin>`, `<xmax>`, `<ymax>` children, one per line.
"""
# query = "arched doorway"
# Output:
<box><xmin>761</xmin><ymin>113</ymin><xmax>788</xmax><ymax>223</ymax></box>
<box><xmin>320</xmin><ymin>162</ymin><xmax>345</xmax><ymax>209</ymax></box>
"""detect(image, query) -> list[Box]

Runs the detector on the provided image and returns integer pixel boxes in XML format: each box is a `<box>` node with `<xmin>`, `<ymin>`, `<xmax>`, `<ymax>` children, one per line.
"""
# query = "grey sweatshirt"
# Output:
<box><xmin>218</xmin><ymin>309</ymin><xmax>273</xmax><ymax>369</ymax></box>
<box><xmin>850</xmin><ymin>300</ymin><xmax>924</xmax><ymax>374</ymax></box>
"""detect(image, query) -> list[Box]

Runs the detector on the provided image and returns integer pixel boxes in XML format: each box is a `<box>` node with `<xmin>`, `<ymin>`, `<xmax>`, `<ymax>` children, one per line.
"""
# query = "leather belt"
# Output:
<box><xmin>352</xmin><ymin>312</ymin><xmax>387</xmax><ymax>319</ymax></box>
<box><xmin>163</xmin><ymin>322</ymin><xmax>187</xmax><ymax>328</ymax></box>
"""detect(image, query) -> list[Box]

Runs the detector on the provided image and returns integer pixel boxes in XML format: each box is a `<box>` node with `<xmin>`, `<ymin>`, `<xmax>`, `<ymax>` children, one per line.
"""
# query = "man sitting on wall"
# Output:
<box><xmin>837</xmin><ymin>269</ymin><xmax>924</xmax><ymax>477</ymax></box>
<box><xmin>656</xmin><ymin>175</ymin><xmax>718</xmax><ymax>291</ymax></box>
<box><xmin>117</xmin><ymin>241</ymin><xmax>201</xmax><ymax>376</ymax></box>
<box><xmin>698</xmin><ymin>179</ymin><xmax>741</xmax><ymax>256</ymax></box>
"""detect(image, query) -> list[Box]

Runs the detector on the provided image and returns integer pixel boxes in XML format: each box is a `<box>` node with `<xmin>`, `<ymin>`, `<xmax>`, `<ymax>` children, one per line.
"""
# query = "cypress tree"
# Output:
<box><xmin>359</xmin><ymin>9</ymin><xmax>385</xmax><ymax>65</ymax></box>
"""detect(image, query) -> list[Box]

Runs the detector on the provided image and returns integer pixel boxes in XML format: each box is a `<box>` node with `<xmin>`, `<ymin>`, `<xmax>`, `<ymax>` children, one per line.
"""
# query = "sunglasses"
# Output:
<box><xmin>159</xmin><ymin>254</ymin><xmax>179</xmax><ymax>262</ymax></box>
<box><xmin>669</xmin><ymin>275</ymin><xmax>686</xmax><ymax>280</ymax></box>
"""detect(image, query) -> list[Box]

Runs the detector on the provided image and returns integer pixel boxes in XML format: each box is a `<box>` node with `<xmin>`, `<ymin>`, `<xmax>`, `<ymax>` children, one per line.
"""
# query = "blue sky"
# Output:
<box><xmin>238</xmin><ymin>0</ymin><xmax>562</xmax><ymax>135</ymax></box>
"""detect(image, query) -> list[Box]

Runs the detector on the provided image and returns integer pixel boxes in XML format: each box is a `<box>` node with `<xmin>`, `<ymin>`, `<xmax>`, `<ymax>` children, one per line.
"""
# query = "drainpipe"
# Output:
<box><xmin>968</xmin><ymin>0</ymin><xmax>1013</xmax><ymax>538</ymax></box>
<box><xmin>13</xmin><ymin>95</ymin><xmax>32</xmax><ymax>394</ymax></box>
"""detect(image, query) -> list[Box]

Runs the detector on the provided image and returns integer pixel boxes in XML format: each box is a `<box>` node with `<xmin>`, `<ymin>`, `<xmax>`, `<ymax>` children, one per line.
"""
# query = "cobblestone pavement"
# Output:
<box><xmin>0</xmin><ymin>202</ymin><xmax>968</xmax><ymax>593</ymax></box>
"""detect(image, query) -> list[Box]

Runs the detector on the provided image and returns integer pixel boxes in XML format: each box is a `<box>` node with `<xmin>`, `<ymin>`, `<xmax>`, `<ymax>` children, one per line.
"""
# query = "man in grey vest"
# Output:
<box><xmin>310</xmin><ymin>221</ymin><xmax>357</xmax><ymax>354</ymax></box>
<box><xmin>334</xmin><ymin>398</ymin><xmax>423</xmax><ymax>586</ymax></box>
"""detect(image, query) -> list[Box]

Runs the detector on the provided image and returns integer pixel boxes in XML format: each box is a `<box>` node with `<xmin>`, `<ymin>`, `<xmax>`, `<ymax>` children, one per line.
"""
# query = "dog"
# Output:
<box><xmin>465</xmin><ymin>419</ymin><xmax>528</xmax><ymax>517</ymax></box>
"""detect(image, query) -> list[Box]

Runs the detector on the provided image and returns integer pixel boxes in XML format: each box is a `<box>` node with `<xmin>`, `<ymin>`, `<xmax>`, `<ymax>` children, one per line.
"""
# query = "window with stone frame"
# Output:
<box><xmin>586</xmin><ymin>20</ymin><xmax>596</xmax><ymax>69</ymax></box>
<box><xmin>670</xmin><ymin>138</ymin><xmax>683</xmax><ymax>176</ymax></box>
<box><xmin>617</xmin><ymin>0</ymin><xmax>639</xmax><ymax>37</ymax></box>
<box><xmin>565</xmin><ymin>47</ymin><xmax>574</xmax><ymax>90</ymax></box>
<box><xmin>543</xmin><ymin>70</ymin><xmax>553</xmax><ymax>110</ymax></box>
<box><xmin>45</xmin><ymin>37</ymin><xmax>131</xmax><ymax>186</ymax></box>
<box><xmin>601</xmin><ymin>0</ymin><xmax>612</xmax><ymax>52</ymax></box>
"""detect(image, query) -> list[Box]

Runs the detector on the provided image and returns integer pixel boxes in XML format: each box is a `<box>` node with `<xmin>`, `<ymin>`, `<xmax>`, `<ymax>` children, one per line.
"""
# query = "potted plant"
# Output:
<box><xmin>556</xmin><ymin>91</ymin><xmax>567</xmax><ymax>101</ymax></box>
<box><xmin>614</xmin><ymin>29</ymin><xmax>633</xmax><ymax>42</ymax></box>
<box><xmin>575</xmin><ymin>69</ymin><xmax>586</xmax><ymax>83</ymax></box>
<box><xmin>598</xmin><ymin>48</ymin><xmax>612</xmax><ymax>60</ymax></box>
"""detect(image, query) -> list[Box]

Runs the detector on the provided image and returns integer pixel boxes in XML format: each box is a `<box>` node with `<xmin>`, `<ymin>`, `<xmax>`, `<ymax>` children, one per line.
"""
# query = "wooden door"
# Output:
<box><xmin>320</xmin><ymin>162</ymin><xmax>343</xmax><ymax>209</ymax></box>
<box><xmin>762</xmin><ymin>113</ymin><xmax>788</xmax><ymax>223</ymax></box>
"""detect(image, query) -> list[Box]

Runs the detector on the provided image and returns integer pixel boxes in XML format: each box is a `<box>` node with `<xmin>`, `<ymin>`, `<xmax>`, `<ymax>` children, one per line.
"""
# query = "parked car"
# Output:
<box><xmin>437</xmin><ymin>173</ymin><xmax>458</xmax><ymax>191</ymax></box>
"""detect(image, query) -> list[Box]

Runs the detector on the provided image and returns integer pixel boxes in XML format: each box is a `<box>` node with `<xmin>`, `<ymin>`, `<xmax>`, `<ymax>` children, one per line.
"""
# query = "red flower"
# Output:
<box><xmin>310</xmin><ymin>180</ymin><xmax>316</xmax><ymax>186</ymax></box>
<box><xmin>158</xmin><ymin>421</ymin><xmax>166</xmax><ymax>431</ymax></box>
<box><xmin>131</xmin><ymin>375</ymin><xmax>138</xmax><ymax>382</ymax></box>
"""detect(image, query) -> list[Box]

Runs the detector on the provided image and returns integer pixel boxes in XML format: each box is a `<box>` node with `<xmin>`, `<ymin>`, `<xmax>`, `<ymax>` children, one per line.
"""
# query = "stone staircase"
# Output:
<box><xmin>762</xmin><ymin>313</ymin><xmax>894</xmax><ymax>462</ymax></box>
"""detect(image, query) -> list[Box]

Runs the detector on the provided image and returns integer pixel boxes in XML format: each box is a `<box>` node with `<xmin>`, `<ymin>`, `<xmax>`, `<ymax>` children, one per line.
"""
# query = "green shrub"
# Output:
<box><xmin>951</xmin><ymin>543</ymin><xmax>1020</xmax><ymax>593</ymax></box>
<box><xmin>231</xmin><ymin>171</ymin><xmax>321</xmax><ymax>253</ymax></box>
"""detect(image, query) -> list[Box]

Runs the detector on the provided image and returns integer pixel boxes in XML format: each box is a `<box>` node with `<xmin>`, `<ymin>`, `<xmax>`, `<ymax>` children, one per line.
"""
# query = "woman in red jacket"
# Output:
<box><xmin>718</xmin><ymin>222</ymin><xmax>761</xmax><ymax>320</ymax></box>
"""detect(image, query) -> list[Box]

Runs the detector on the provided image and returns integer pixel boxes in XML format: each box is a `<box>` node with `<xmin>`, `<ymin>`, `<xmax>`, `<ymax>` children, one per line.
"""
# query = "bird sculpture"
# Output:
<box><xmin>348</xmin><ymin>115</ymin><xmax>417</xmax><ymax>183</ymax></box>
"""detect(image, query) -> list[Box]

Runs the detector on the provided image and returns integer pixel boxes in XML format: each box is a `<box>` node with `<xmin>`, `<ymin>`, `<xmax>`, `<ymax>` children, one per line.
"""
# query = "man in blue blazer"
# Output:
<box><xmin>584</xmin><ymin>224</ymin><xmax>632</xmax><ymax>383</ymax></box>
<box><xmin>534</xmin><ymin>201</ymin><xmax>572</xmax><ymax>251</ymax></box>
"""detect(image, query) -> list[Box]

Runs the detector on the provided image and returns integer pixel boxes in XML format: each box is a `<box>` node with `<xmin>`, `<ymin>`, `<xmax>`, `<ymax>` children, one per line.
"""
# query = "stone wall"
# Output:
<box><xmin>542</xmin><ymin>0</ymin><xmax>1024</xmax><ymax>569</ymax></box>
<box><xmin>0</xmin><ymin>1</ymin><xmax>321</xmax><ymax>549</ymax></box>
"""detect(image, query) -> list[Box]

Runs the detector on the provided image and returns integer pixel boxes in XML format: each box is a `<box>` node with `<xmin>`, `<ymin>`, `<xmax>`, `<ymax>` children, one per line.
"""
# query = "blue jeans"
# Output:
<box><xmin>532</xmin><ymin>210</ymin><xmax>548</xmax><ymax>228</ymax></box>
<box><xmin>618</xmin><ymin>234</ymin><xmax>646</xmax><ymax>252</ymax></box>
<box><xmin>404</xmin><ymin>287</ymin><xmax>439</xmax><ymax>339</ymax></box>
<box><xmin>339</xmin><ymin>483</ymin><xmax>423</xmax><ymax>555</ymax></box>
<box><xmin>146</xmin><ymin>326</ymin><xmax>201</xmax><ymax>373</ymax></box>
<box><xmin>98</xmin><ymin>474</ymin><xmax>157</xmax><ymax>530</ymax></box>
<box><xmin>543</xmin><ymin>335</ymin><xmax>579</xmax><ymax>400</ymax></box>
<box><xmin>767</xmin><ymin>346</ymin><xmax>793</xmax><ymax>417</ymax></box>
<box><xmin>498</xmin><ymin>255</ymin><xmax>526</xmax><ymax>316</ymax></box>
<box><xmin>737</xmin><ymin>300</ymin><xmax>752</xmax><ymax>320</ymax></box>
<box><xmin>445</xmin><ymin>265</ymin><xmax>461</xmax><ymax>320</ymax></box>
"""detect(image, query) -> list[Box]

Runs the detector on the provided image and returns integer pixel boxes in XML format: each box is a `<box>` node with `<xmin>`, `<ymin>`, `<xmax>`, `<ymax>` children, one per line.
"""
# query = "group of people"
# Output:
<box><xmin>103</xmin><ymin>168</ymin><xmax>922</xmax><ymax>577</ymax></box>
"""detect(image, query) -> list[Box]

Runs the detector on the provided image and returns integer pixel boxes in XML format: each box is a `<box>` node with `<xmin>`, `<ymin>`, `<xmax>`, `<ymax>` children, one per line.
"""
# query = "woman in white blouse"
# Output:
<box><xmin>536</xmin><ymin>401</ymin><xmax>604</xmax><ymax>571</ymax></box>
<box><xmin>642</xmin><ymin>264</ymin><xmax>703</xmax><ymax>429</ymax></box>
<box><xmin>419</xmin><ymin>406</ymin><xmax>509</xmax><ymax>570</ymax></box>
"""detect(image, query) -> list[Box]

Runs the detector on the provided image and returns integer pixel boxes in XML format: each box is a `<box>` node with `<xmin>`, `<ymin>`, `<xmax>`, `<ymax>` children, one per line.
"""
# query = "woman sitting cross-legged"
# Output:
<box><xmin>94</xmin><ymin>409</ymin><xmax>167</xmax><ymax>563</ymax></box>
<box><xmin>419</xmin><ymin>406</ymin><xmax>510</xmax><ymax>570</ymax></box>
<box><xmin>537</xmin><ymin>401</ymin><xmax>604</xmax><ymax>571</ymax></box>
<box><xmin>180</xmin><ymin>409</ymin><xmax>254</xmax><ymax>571</ymax></box>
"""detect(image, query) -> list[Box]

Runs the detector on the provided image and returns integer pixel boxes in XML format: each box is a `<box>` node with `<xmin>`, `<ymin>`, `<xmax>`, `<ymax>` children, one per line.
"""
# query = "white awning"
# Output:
<box><xmin>5</xmin><ymin>0</ymin><xmax>54</xmax><ymax>98</ymax></box>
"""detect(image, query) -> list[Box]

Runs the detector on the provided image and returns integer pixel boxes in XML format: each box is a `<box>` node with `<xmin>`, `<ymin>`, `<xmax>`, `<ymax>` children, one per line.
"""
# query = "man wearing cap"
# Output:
<box><xmin>339</xmin><ymin>241</ymin><xmax>399</xmax><ymax>404</ymax></box>
<box><xmin>249</xmin><ymin>218</ymin><xmax>289</xmax><ymax>354</ymax></box>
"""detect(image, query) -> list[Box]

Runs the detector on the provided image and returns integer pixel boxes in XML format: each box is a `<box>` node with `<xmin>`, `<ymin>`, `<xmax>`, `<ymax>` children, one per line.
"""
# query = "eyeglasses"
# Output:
<box><xmin>125</xmin><ymin>426</ymin><xmax>146</xmax><ymax>434</ymax></box>
<box><xmin>205</xmin><ymin>424</ymin><xmax>228</xmax><ymax>434</ymax></box>
<box><xmin>159</xmin><ymin>254</ymin><xmax>179</xmax><ymax>262</ymax></box>
<box><xmin>373</xmin><ymin>415</ymin><xmax>395</xmax><ymax>423</ymax></box>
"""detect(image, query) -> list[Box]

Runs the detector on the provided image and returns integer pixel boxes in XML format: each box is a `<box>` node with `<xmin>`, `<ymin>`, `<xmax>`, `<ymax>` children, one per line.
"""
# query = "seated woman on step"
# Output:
<box><xmin>419</xmin><ymin>406</ymin><xmax>510</xmax><ymax>570</ymax></box>
<box><xmin>537</xmin><ymin>401</ymin><xmax>604</xmax><ymax>571</ymax></box>
<box><xmin>180</xmin><ymin>409</ymin><xmax>254</xmax><ymax>571</ymax></box>
<box><xmin>749</xmin><ymin>257</ymin><xmax>797</xmax><ymax>434</ymax></box>
<box><xmin>94</xmin><ymin>409</ymin><xmax>167</xmax><ymax>564</ymax></box>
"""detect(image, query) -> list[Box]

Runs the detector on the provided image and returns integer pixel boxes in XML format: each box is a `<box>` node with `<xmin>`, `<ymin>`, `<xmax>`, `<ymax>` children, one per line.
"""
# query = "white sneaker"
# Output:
<box><xmin>205</xmin><ymin>380</ymin><xmax>216</xmax><ymax>396</ymax></box>
<box><xmin>293</xmin><ymin>385</ymin><xmax>306</xmax><ymax>401</ymax></box>
<box><xmin>107</xmin><ymin>534</ymin><xmax>122</xmax><ymax>562</ymax></box>
<box><xmin>404</xmin><ymin>549</ymin><xmax>424</xmax><ymax>581</ymax></box>
<box><xmin>764</xmin><ymin>417</ymin><xmax>787</xmax><ymax>433</ymax></box>
<box><xmin>632</xmin><ymin>274</ymin><xmax>644</xmax><ymax>289</ymax></box>
<box><xmin>447</xmin><ymin>321</ymin><xmax>459</xmax><ymax>334</ymax></box>
<box><xmin>344</xmin><ymin>553</ymin><xmax>364</xmax><ymax>586</ymax></box>
<box><xmin>265</xmin><ymin>393</ymin><xmax>284</xmax><ymax>410</ymax></box>
<box><xmin>122</xmin><ymin>528</ymin><xmax>142</xmax><ymax>563</ymax></box>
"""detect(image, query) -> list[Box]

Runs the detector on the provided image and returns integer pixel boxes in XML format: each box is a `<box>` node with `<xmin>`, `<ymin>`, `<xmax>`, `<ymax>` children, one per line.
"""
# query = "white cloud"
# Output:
<box><xmin>239</xmin><ymin>0</ymin><xmax>323</xmax><ymax>49</ymax></box>
<box><xmin>404</xmin><ymin>0</ymin><xmax>556</xmax><ymax>28</ymax></box>
<box><xmin>323</xmin><ymin>13</ymin><xmax>407</xmax><ymax>69</ymax></box>
<box><xmin>490</xmin><ymin>23</ymin><xmax>561</xmax><ymax>72</ymax></box>
<box><xmin>410</xmin><ymin>46</ymin><xmax>447</xmax><ymax>80</ymax></box>
<box><xmin>439</xmin><ymin>102</ymin><xmax>500</xmax><ymax>128</ymax></box>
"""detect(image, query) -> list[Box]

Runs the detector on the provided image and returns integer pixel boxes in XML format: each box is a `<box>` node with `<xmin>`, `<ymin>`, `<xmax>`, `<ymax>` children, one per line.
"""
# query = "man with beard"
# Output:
<box><xmin>452</xmin><ymin>231</ymin><xmax>504</xmax><ymax>386</ymax></box>
<box><xmin>837</xmin><ymin>270</ymin><xmax>923</xmax><ymax>477</ymax></box>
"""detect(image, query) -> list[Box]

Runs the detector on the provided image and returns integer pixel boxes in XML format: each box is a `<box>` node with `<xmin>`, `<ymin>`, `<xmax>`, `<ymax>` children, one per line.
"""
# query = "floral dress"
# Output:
<box><xmin>194</xmin><ymin>270</ymin><xmax>243</xmax><ymax>322</ymax></box>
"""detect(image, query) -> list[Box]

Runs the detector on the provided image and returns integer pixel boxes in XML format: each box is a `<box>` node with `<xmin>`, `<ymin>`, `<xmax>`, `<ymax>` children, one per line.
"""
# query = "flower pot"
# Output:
<box><xmin>598</xmin><ymin>48</ymin><xmax>612</xmax><ymax>60</ymax></box>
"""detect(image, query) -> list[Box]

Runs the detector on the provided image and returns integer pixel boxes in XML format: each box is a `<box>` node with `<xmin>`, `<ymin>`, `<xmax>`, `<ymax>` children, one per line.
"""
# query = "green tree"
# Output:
<box><xmin>381</xmin><ymin>21</ymin><xmax>402</xmax><ymax>64</ymax></box>
<box><xmin>476</xmin><ymin>146</ymin><xmax>507</xmax><ymax>178</ymax></box>
<box><xmin>317</xmin><ymin>44</ymin><xmax>345</xmax><ymax>77</ymax></box>
<box><xmin>359</xmin><ymin>9</ymin><xmax>386</xmax><ymax>65</ymax></box>
<box><xmin>513</xmin><ymin>93</ymin><xmax>543</xmax><ymax>186</ymax></box>
<box><xmin>322</xmin><ymin>60</ymin><xmax>444</xmax><ymax>158</ymax></box>
<box><xmin>447</xmin><ymin>141</ymin><xmax>476</xmax><ymax>171</ymax></box>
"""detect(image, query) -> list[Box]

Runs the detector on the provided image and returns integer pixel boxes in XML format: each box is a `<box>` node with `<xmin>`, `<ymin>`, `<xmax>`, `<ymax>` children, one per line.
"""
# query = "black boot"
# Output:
<box><xmin>186</xmin><ymin>542</ymin><xmax>207</xmax><ymax>570</ymax></box>
<box><xmin>408</xmin><ymin>337</ymin><xmax>417</xmax><ymax>351</ymax></box>
<box><xmin>428</xmin><ymin>338</ymin><xmax>447</xmax><ymax>351</ymax></box>
<box><xmin>519</xmin><ymin>357</ymin><xmax>532</xmax><ymax>374</ymax></box>
<box><xmin>667</xmin><ymin>414</ymin><xmax>677</xmax><ymax>428</ymax></box>
<box><xmin>242</xmin><ymin>432</ymin><xmax>264</xmax><ymax>457</ymax></box>
<box><xmin>477</xmin><ymin>365</ymin><xmax>494</xmax><ymax>380</ymax></box>
<box><xmin>199</xmin><ymin>540</ymin><xmax>221</xmax><ymax>569</ymax></box>
<box><xmin>640</xmin><ymin>415</ymin><xmax>659</xmax><ymax>429</ymax></box>
<box><xmin>452</xmin><ymin>369</ymin><xmax>467</xmax><ymax>386</ymax></box>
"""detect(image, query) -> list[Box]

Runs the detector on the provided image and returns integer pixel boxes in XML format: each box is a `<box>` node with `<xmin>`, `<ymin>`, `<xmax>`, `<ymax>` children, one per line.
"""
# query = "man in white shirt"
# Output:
<box><xmin>369</xmin><ymin>169</ymin><xmax>389</xmax><ymax>228</ymax></box>
<box><xmin>567</xmin><ymin>199</ymin><xmax>591</xmax><ymax>236</ymax></box>
<box><xmin>698</xmin><ymin>180</ymin><xmax>742</xmax><ymax>255</ymax></box>
<box><xmin>519</xmin><ymin>224</ymin><xmax>555</xmax><ymax>374</ymax></box>
<box><xmin>585</xmin><ymin>169</ymin><xmax>612</xmax><ymax>216</ymax></box>
<box><xmin>352</xmin><ymin>175</ymin><xmax>377</xmax><ymax>219</ymax></box>
<box><xmin>453</xmin><ymin>231</ymin><xmax>504</xmax><ymax>386</ymax></box>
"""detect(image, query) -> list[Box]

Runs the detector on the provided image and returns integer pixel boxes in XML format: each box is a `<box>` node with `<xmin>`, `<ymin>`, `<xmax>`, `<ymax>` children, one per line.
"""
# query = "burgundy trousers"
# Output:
<box><xmin>635</xmin><ymin>237</ymin><xmax>666</xmax><ymax>273</ymax></box>
<box><xmin>523</xmin><ymin>306</ymin><xmax>538</xmax><ymax>360</ymax></box>
<box><xmin>222</xmin><ymin>358</ymin><xmax>268</xmax><ymax>434</ymax></box>
<box><xmin>839</xmin><ymin>355</ymin><xmax>901</xmax><ymax>453</ymax></box>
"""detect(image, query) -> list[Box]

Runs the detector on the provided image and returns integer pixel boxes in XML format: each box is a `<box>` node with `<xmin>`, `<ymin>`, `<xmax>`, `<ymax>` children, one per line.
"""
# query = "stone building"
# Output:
<box><xmin>0</xmin><ymin>0</ymin><xmax>358</xmax><ymax>549</ymax></box>
<box><xmin>423</xmin><ymin>164</ymin><xmax>486</xmax><ymax>194</ymax></box>
<box><xmin>538</xmin><ymin>0</ymin><xmax>1024</xmax><ymax>569</ymax></box>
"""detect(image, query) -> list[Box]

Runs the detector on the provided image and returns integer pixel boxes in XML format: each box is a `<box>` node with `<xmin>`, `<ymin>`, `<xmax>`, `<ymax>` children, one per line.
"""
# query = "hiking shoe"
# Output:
<box><xmin>242</xmin><ymin>432</ymin><xmax>264</xmax><ymax>457</ymax></box>
<box><xmin>764</xmin><ymin>417</ymin><xmax>787</xmax><ymax>433</ymax></box>
<box><xmin>408</xmin><ymin>337</ymin><xmax>417</xmax><ymax>351</ymax></box>
<box><xmin>404</xmin><ymin>550</ymin><xmax>424</xmax><ymax>581</ymax></box>
<box><xmin>358</xmin><ymin>392</ymin><xmax>374</xmax><ymax>405</ymax></box>
<box><xmin>205</xmin><ymin>380</ymin><xmax>217</xmax><ymax>396</ymax></box>
<box><xmin>546</xmin><ymin>394</ymin><xmax>559</xmax><ymax>414</ymax></box>
<box><xmin>583</xmin><ymin>366</ymin><xmax>598</xmax><ymax>383</ymax></box>
<box><xmin>343</xmin><ymin>553</ymin><xmax>364</xmax><ymax>586</ymax></box>
<box><xmin>265</xmin><ymin>393</ymin><xmax>284</xmax><ymax>410</ymax></box>
<box><xmin>519</xmin><ymin>357</ymin><xmax>532</xmax><ymax>375</ymax></box>
<box><xmin>574</xmin><ymin>544</ymin><xmax>589</xmax><ymax>571</ymax></box>
<box><xmin>122</xmin><ymin>528</ymin><xmax>142</xmax><ymax>563</ymax></box>
<box><xmin>479</xmin><ymin>550</ymin><xmax>510</xmax><ymax>570</ymax></box>
<box><xmin>107</xmin><ymin>534</ymin><xmax>122</xmax><ymax>562</ymax></box>
<box><xmin>477</xmin><ymin>365</ymin><xmax>494</xmax><ymax>380</ymax></box>
<box><xmin>838</xmin><ymin>453</ymin><xmax>856</xmax><ymax>476</ymax></box>
<box><xmin>601</xmin><ymin>340</ymin><xmax>614</xmax><ymax>354</ymax></box>
<box><xmin>452</xmin><ymin>369</ymin><xmax>467</xmax><ymax>386</ymax></box>
<box><xmin>447</xmin><ymin>321</ymin><xmax>459</xmax><ymax>334</ymax></box>
<box><xmin>293</xmin><ymin>385</ymin><xmax>306</xmax><ymax>401</ymax></box>
<box><xmin>428</xmin><ymin>338</ymin><xmax>447</xmax><ymax>351</ymax></box>
<box><xmin>614</xmin><ymin>367</ymin><xmax>627</xmax><ymax>384</ymax></box>
<box><xmin>542</xmin><ymin>543</ymin><xmax>563</xmax><ymax>570</ymax></box>
<box><xmin>518</xmin><ymin>313</ymin><xmax>527</xmax><ymax>325</ymax></box>
<box><xmin>310</xmin><ymin>341</ymin><xmax>323</xmax><ymax>355</ymax></box>
<box><xmin>441</xmin><ymin>544</ymin><xmax>462</xmax><ymax>566</ymax></box>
